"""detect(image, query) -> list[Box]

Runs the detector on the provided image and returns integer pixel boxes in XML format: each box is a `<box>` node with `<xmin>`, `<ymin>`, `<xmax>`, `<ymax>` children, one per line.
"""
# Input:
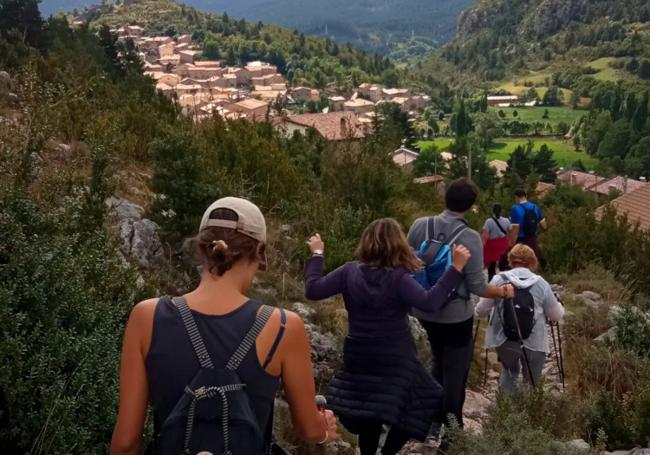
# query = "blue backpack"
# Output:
<box><xmin>414</xmin><ymin>216</ymin><xmax>467</xmax><ymax>290</ymax></box>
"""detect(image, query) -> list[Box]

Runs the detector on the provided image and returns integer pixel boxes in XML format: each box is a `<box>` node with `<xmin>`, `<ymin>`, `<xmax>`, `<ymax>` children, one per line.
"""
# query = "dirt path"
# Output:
<box><xmin>399</xmin><ymin>323</ymin><xmax>566</xmax><ymax>455</ymax></box>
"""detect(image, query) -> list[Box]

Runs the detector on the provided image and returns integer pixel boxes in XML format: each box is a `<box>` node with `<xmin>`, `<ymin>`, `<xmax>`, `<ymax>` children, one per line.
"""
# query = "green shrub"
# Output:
<box><xmin>587</xmin><ymin>388</ymin><xmax>650</xmax><ymax>449</ymax></box>
<box><xmin>611</xmin><ymin>305</ymin><xmax>650</xmax><ymax>359</ymax></box>
<box><xmin>0</xmin><ymin>194</ymin><xmax>140</xmax><ymax>453</ymax></box>
<box><xmin>446</xmin><ymin>392</ymin><xmax>585</xmax><ymax>455</ymax></box>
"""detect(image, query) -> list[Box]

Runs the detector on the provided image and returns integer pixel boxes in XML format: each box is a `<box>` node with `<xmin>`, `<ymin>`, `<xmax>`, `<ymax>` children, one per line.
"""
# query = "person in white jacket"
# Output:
<box><xmin>475</xmin><ymin>244</ymin><xmax>564</xmax><ymax>393</ymax></box>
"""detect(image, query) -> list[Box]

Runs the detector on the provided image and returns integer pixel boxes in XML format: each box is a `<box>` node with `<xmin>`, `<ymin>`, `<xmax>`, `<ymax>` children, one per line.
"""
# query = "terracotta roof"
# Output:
<box><xmin>233</xmin><ymin>98</ymin><xmax>269</xmax><ymax>110</ymax></box>
<box><xmin>557</xmin><ymin>170</ymin><xmax>605</xmax><ymax>190</ymax></box>
<box><xmin>596</xmin><ymin>184</ymin><xmax>650</xmax><ymax>231</ymax></box>
<box><xmin>383</xmin><ymin>88</ymin><xmax>409</xmax><ymax>96</ymax></box>
<box><xmin>489</xmin><ymin>160</ymin><xmax>508</xmax><ymax>177</ymax></box>
<box><xmin>193</xmin><ymin>60</ymin><xmax>219</xmax><ymax>67</ymax></box>
<box><xmin>587</xmin><ymin>176</ymin><xmax>647</xmax><ymax>195</ymax></box>
<box><xmin>392</xmin><ymin>146</ymin><xmax>419</xmax><ymax>167</ymax></box>
<box><xmin>535</xmin><ymin>181</ymin><xmax>556</xmax><ymax>197</ymax></box>
<box><xmin>286</xmin><ymin>112</ymin><xmax>366</xmax><ymax>141</ymax></box>
<box><xmin>344</xmin><ymin>98</ymin><xmax>375</xmax><ymax>107</ymax></box>
<box><xmin>414</xmin><ymin>175</ymin><xmax>445</xmax><ymax>185</ymax></box>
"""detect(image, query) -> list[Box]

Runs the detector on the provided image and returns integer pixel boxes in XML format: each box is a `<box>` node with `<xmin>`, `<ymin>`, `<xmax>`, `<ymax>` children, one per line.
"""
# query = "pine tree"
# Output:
<box><xmin>633</xmin><ymin>91</ymin><xmax>649</xmax><ymax>133</ymax></box>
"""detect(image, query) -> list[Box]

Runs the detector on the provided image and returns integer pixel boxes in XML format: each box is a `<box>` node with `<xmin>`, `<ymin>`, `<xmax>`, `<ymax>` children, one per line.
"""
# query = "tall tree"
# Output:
<box><xmin>0</xmin><ymin>0</ymin><xmax>45</xmax><ymax>50</ymax></box>
<box><xmin>633</xmin><ymin>91</ymin><xmax>649</xmax><ymax>133</ymax></box>
<box><xmin>450</xmin><ymin>98</ymin><xmax>473</xmax><ymax>138</ymax></box>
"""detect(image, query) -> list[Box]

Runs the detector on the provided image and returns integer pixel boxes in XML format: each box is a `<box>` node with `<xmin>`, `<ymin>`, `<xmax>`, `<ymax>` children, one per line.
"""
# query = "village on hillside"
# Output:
<box><xmin>108</xmin><ymin>25</ymin><xmax>430</xmax><ymax>141</ymax></box>
<box><xmin>107</xmin><ymin>25</ymin><xmax>650</xmax><ymax>226</ymax></box>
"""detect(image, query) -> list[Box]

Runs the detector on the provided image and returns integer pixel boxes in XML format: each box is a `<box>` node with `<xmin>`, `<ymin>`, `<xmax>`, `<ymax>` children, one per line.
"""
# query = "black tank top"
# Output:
<box><xmin>146</xmin><ymin>297</ymin><xmax>281</xmax><ymax>435</ymax></box>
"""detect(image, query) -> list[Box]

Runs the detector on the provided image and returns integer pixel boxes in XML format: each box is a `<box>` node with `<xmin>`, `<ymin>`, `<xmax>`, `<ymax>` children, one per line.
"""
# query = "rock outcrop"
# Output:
<box><xmin>525</xmin><ymin>0</ymin><xmax>587</xmax><ymax>37</ymax></box>
<box><xmin>106</xmin><ymin>197</ymin><xmax>162</xmax><ymax>268</ymax></box>
<box><xmin>0</xmin><ymin>71</ymin><xmax>17</xmax><ymax>103</ymax></box>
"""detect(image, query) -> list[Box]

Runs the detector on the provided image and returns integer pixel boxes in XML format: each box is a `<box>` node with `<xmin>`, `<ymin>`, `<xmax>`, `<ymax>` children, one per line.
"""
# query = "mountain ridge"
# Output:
<box><xmin>439</xmin><ymin>0</ymin><xmax>650</xmax><ymax>82</ymax></box>
<box><xmin>39</xmin><ymin>0</ymin><xmax>477</xmax><ymax>59</ymax></box>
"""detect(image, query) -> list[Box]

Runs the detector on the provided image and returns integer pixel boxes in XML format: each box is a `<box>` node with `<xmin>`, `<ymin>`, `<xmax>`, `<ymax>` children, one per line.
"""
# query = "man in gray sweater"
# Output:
<box><xmin>407</xmin><ymin>178</ymin><xmax>513</xmax><ymax>430</ymax></box>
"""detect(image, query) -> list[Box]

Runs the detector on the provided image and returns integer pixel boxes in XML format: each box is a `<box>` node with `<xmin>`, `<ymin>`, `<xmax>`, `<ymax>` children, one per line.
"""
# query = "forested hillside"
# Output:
<box><xmin>41</xmin><ymin>0</ymin><xmax>476</xmax><ymax>60</ymax></box>
<box><xmin>49</xmin><ymin>0</ymin><xmax>397</xmax><ymax>88</ymax></box>
<box><xmin>435</xmin><ymin>0</ymin><xmax>650</xmax><ymax>83</ymax></box>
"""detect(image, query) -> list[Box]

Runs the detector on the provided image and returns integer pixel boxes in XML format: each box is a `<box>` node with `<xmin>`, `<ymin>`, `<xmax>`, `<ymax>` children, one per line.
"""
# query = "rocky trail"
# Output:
<box><xmin>399</xmin><ymin>316</ymin><xmax>567</xmax><ymax>455</ymax></box>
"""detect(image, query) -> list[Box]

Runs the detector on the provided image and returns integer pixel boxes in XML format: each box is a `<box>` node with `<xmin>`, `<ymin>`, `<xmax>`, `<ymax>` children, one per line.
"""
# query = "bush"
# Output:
<box><xmin>0</xmin><ymin>194</ymin><xmax>141</xmax><ymax>453</ymax></box>
<box><xmin>446</xmin><ymin>392</ymin><xmax>585</xmax><ymax>455</ymax></box>
<box><xmin>611</xmin><ymin>306</ymin><xmax>650</xmax><ymax>359</ymax></box>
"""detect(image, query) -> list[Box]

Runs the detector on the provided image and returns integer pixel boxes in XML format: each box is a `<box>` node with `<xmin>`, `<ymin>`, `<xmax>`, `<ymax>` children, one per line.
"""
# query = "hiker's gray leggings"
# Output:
<box><xmin>496</xmin><ymin>340</ymin><xmax>546</xmax><ymax>394</ymax></box>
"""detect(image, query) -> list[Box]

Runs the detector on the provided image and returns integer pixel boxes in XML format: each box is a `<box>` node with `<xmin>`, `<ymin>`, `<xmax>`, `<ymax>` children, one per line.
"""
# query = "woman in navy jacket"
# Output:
<box><xmin>304</xmin><ymin>218</ymin><xmax>471</xmax><ymax>455</ymax></box>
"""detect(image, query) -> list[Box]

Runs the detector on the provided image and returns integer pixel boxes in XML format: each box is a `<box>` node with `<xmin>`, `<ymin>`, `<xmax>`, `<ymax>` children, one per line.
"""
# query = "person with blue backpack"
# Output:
<box><xmin>407</xmin><ymin>178</ymin><xmax>514</xmax><ymax>432</ymax></box>
<box><xmin>510</xmin><ymin>189</ymin><xmax>547</xmax><ymax>269</ymax></box>
<box><xmin>111</xmin><ymin>197</ymin><xmax>337</xmax><ymax>455</ymax></box>
<box><xmin>475</xmin><ymin>244</ymin><xmax>564</xmax><ymax>393</ymax></box>
<box><xmin>304</xmin><ymin>218</ymin><xmax>471</xmax><ymax>455</ymax></box>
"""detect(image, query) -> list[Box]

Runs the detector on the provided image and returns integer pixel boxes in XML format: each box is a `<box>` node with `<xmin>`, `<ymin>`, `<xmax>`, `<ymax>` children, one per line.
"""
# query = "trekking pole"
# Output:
<box><xmin>509</xmin><ymin>298</ymin><xmax>536</xmax><ymax>388</ymax></box>
<box><xmin>473</xmin><ymin>319</ymin><xmax>481</xmax><ymax>345</ymax></box>
<box><xmin>556</xmin><ymin>323</ymin><xmax>566</xmax><ymax>390</ymax></box>
<box><xmin>552</xmin><ymin>292</ymin><xmax>567</xmax><ymax>390</ymax></box>
<box><xmin>549</xmin><ymin>322</ymin><xmax>565</xmax><ymax>392</ymax></box>
<box><xmin>482</xmin><ymin>314</ymin><xmax>491</xmax><ymax>388</ymax></box>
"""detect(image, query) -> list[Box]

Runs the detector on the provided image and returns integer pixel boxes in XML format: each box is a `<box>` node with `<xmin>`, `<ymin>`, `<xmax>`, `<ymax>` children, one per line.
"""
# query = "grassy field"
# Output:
<box><xmin>418</xmin><ymin>137</ymin><xmax>598</xmax><ymax>169</ymax></box>
<box><xmin>495</xmin><ymin>73</ymin><xmax>586</xmax><ymax>107</ymax></box>
<box><xmin>588</xmin><ymin>57</ymin><xmax>630</xmax><ymax>82</ymax></box>
<box><xmin>487</xmin><ymin>138</ymin><xmax>598</xmax><ymax>168</ymax></box>
<box><xmin>490</xmin><ymin>105</ymin><xmax>586</xmax><ymax>129</ymax></box>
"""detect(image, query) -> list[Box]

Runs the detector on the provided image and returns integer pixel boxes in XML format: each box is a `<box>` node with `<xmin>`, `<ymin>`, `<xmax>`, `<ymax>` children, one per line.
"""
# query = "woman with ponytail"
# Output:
<box><xmin>112</xmin><ymin>197</ymin><xmax>337</xmax><ymax>454</ymax></box>
<box><xmin>481</xmin><ymin>204</ymin><xmax>514</xmax><ymax>281</ymax></box>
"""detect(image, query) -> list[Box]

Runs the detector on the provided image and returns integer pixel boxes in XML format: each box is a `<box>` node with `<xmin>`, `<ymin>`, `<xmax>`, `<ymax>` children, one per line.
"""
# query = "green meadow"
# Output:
<box><xmin>418</xmin><ymin>137</ymin><xmax>598</xmax><ymax>169</ymax></box>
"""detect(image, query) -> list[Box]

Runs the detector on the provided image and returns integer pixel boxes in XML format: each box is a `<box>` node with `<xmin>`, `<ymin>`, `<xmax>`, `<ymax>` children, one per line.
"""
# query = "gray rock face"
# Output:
<box><xmin>291</xmin><ymin>302</ymin><xmax>315</xmax><ymax>319</ymax></box>
<box><xmin>566</xmin><ymin>439</ymin><xmax>590</xmax><ymax>452</ymax></box>
<box><xmin>0</xmin><ymin>71</ymin><xmax>16</xmax><ymax>102</ymax></box>
<box><xmin>526</xmin><ymin>0</ymin><xmax>587</xmax><ymax>37</ymax></box>
<box><xmin>594</xmin><ymin>327</ymin><xmax>616</xmax><ymax>343</ymax></box>
<box><xmin>106</xmin><ymin>196</ymin><xmax>145</xmax><ymax>221</ymax></box>
<box><xmin>106</xmin><ymin>197</ymin><xmax>162</xmax><ymax>268</ymax></box>
<box><xmin>577</xmin><ymin>290</ymin><xmax>604</xmax><ymax>308</ymax></box>
<box><xmin>605</xmin><ymin>450</ymin><xmax>650</xmax><ymax>455</ymax></box>
<box><xmin>119</xmin><ymin>218</ymin><xmax>163</xmax><ymax>268</ymax></box>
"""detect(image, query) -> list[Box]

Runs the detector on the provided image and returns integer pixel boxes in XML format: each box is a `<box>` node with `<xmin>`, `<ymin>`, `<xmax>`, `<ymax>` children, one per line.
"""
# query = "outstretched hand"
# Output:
<box><xmin>502</xmin><ymin>284</ymin><xmax>515</xmax><ymax>299</ymax></box>
<box><xmin>451</xmin><ymin>244</ymin><xmax>471</xmax><ymax>272</ymax></box>
<box><xmin>306</xmin><ymin>233</ymin><xmax>325</xmax><ymax>254</ymax></box>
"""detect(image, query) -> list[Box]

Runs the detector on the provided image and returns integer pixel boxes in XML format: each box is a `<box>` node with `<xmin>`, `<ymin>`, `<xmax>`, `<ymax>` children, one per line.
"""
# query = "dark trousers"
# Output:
<box><xmin>487</xmin><ymin>261</ymin><xmax>498</xmax><ymax>281</ymax></box>
<box><xmin>419</xmin><ymin>316</ymin><xmax>474</xmax><ymax>428</ymax></box>
<box><xmin>339</xmin><ymin>417</ymin><xmax>411</xmax><ymax>455</ymax></box>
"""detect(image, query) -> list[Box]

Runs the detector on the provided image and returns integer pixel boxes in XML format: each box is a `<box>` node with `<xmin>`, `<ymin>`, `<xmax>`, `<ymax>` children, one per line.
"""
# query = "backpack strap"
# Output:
<box><xmin>172</xmin><ymin>296</ymin><xmax>215</xmax><ymax>369</ymax></box>
<box><xmin>492</xmin><ymin>216</ymin><xmax>508</xmax><ymax>236</ymax></box>
<box><xmin>425</xmin><ymin>216</ymin><xmax>435</xmax><ymax>241</ymax></box>
<box><xmin>226</xmin><ymin>305</ymin><xmax>275</xmax><ymax>371</ymax></box>
<box><xmin>447</xmin><ymin>223</ymin><xmax>468</xmax><ymax>246</ymax></box>
<box><xmin>262</xmin><ymin>308</ymin><xmax>287</xmax><ymax>370</ymax></box>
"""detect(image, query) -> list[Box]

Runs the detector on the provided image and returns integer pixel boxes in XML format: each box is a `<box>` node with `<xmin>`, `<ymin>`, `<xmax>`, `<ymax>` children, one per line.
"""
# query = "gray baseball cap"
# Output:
<box><xmin>199</xmin><ymin>197</ymin><xmax>267</xmax><ymax>243</ymax></box>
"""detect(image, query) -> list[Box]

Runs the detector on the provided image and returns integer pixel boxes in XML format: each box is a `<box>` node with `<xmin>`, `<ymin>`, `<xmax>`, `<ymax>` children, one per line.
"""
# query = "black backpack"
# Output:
<box><xmin>154</xmin><ymin>296</ymin><xmax>274</xmax><ymax>455</ymax></box>
<box><xmin>521</xmin><ymin>205</ymin><xmax>539</xmax><ymax>238</ymax></box>
<box><xmin>498</xmin><ymin>274</ymin><xmax>536</xmax><ymax>342</ymax></box>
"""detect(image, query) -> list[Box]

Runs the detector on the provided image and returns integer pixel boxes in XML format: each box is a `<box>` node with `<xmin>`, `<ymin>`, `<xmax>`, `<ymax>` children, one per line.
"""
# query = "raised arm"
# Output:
<box><xmin>399</xmin><ymin>267</ymin><xmax>464</xmax><ymax>311</ymax></box>
<box><xmin>304</xmin><ymin>256</ymin><xmax>348</xmax><ymax>301</ymax></box>
<box><xmin>475</xmin><ymin>276</ymin><xmax>504</xmax><ymax>317</ymax></box>
<box><xmin>304</xmin><ymin>233</ymin><xmax>349</xmax><ymax>301</ymax></box>
<box><xmin>398</xmin><ymin>244</ymin><xmax>469</xmax><ymax>312</ymax></box>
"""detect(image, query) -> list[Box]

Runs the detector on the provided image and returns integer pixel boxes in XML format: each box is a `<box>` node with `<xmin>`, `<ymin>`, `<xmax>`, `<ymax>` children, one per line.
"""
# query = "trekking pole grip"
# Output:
<box><xmin>315</xmin><ymin>395</ymin><xmax>327</xmax><ymax>412</ymax></box>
